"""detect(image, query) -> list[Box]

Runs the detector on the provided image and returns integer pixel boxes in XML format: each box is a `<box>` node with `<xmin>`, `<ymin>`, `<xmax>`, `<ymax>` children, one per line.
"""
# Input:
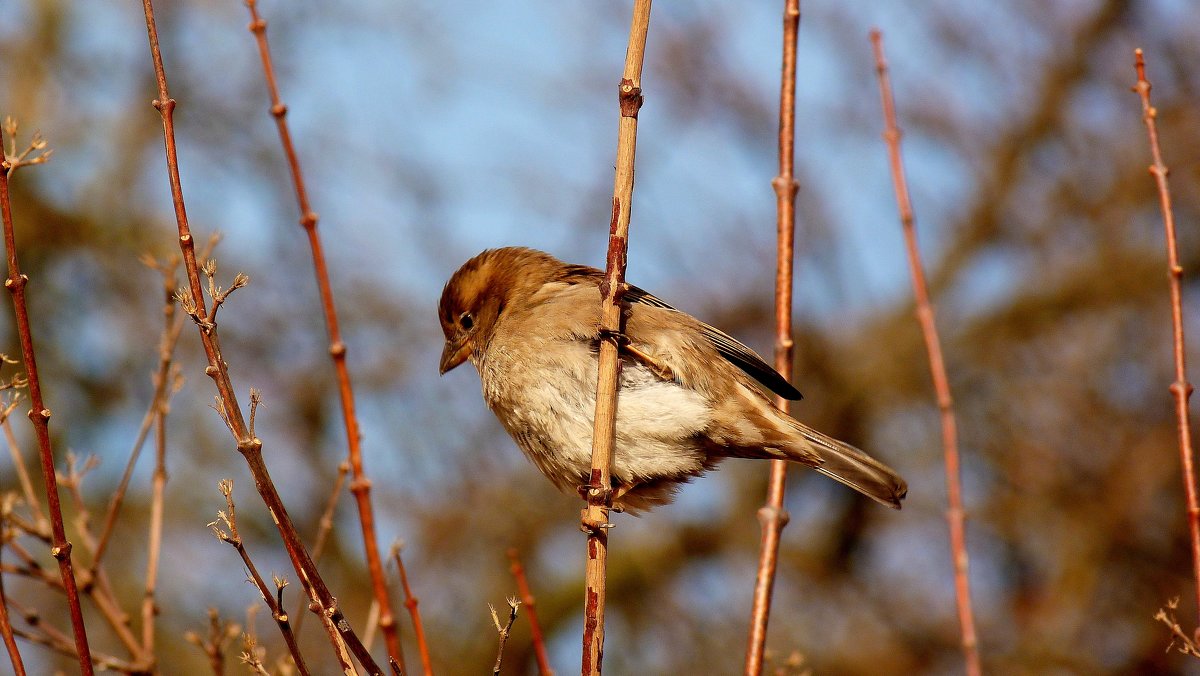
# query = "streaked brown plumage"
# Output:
<box><xmin>439</xmin><ymin>247</ymin><xmax>907</xmax><ymax>513</ymax></box>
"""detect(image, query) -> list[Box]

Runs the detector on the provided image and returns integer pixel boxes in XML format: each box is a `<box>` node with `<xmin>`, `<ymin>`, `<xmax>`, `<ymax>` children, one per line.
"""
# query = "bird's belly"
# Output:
<box><xmin>479</xmin><ymin>342</ymin><xmax>712</xmax><ymax>490</ymax></box>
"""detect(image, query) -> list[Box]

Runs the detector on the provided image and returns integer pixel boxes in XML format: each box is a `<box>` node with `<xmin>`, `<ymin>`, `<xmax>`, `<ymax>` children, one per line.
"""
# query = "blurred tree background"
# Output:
<box><xmin>1</xmin><ymin>0</ymin><xmax>1198</xmax><ymax>673</ymax></box>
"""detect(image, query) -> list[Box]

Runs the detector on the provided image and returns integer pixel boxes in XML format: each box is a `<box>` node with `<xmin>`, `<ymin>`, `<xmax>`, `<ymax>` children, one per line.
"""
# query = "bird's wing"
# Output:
<box><xmin>559</xmin><ymin>265</ymin><xmax>803</xmax><ymax>401</ymax></box>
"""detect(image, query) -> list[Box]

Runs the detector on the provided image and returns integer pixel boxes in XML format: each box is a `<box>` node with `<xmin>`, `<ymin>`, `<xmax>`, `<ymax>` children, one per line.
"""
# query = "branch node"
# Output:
<box><xmin>329</xmin><ymin>340</ymin><xmax>346</xmax><ymax>358</ymax></box>
<box><xmin>50</xmin><ymin>542</ymin><xmax>71</xmax><ymax>560</ymax></box>
<box><xmin>618</xmin><ymin>78</ymin><xmax>643</xmax><ymax>118</ymax></box>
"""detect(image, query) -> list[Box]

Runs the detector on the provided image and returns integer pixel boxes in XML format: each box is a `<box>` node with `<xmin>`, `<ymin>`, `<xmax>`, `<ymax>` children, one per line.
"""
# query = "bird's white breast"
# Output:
<box><xmin>478</xmin><ymin>336</ymin><xmax>713</xmax><ymax>491</ymax></box>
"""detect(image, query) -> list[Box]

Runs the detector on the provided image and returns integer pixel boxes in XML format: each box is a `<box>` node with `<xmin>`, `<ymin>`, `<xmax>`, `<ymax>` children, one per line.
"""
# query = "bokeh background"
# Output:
<box><xmin>1</xmin><ymin>0</ymin><xmax>1199</xmax><ymax>673</ymax></box>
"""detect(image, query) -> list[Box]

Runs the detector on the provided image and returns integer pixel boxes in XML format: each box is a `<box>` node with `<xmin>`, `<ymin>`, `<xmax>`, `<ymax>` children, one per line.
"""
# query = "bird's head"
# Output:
<box><xmin>438</xmin><ymin>247</ymin><xmax>563</xmax><ymax>374</ymax></box>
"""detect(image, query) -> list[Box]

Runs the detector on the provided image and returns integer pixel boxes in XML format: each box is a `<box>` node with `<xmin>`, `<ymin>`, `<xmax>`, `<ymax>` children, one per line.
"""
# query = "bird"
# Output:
<box><xmin>438</xmin><ymin>247</ymin><xmax>907</xmax><ymax>513</ymax></box>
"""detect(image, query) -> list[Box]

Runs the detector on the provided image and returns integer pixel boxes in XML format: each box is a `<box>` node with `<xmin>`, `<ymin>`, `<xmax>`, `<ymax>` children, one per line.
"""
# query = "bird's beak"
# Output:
<box><xmin>439</xmin><ymin>335</ymin><xmax>472</xmax><ymax>375</ymax></box>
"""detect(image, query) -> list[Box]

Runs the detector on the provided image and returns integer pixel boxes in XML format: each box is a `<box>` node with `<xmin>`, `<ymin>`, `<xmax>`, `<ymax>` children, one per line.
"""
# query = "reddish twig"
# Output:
<box><xmin>0</xmin><ymin>544</ymin><xmax>27</xmax><ymax>676</ymax></box>
<box><xmin>870</xmin><ymin>30</ymin><xmax>981</xmax><ymax>676</ymax></box>
<box><xmin>209</xmin><ymin>480</ymin><xmax>311</xmax><ymax>676</ymax></box>
<box><xmin>240</xmin><ymin>2</ymin><xmax>404</xmax><ymax>668</ymax></box>
<box><xmin>0</xmin><ymin>121</ymin><xmax>95</xmax><ymax>675</ymax></box>
<box><xmin>137</xmin><ymin>2</ymin><xmax>382</xmax><ymax>673</ymax></box>
<box><xmin>506</xmin><ymin>548</ymin><xmax>553</xmax><ymax>676</ymax></box>
<box><xmin>1134</xmin><ymin>48</ymin><xmax>1200</xmax><ymax>624</ymax></box>
<box><xmin>581</xmin><ymin>2</ymin><xmax>652</xmax><ymax>674</ymax></box>
<box><xmin>390</xmin><ymin>542</ymin><xmax>433</xmax><ymax>676</ymax></box>
<box><xmin>745</xmin><ymin>1</ymin><xmax>800</xmax><ymax>674</ymax></box>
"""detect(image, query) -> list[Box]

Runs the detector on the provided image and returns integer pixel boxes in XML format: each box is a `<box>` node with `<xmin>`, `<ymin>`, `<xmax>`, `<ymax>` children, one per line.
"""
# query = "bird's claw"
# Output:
<box><xmin>579</xmin><ymin>508</ymin><xmax>615</xmax><ymax>534</ymax></box>
<box><xmin>597</xmin><ymin>328</ymin><xmax>630</xmax><ymax>346</ymax></box>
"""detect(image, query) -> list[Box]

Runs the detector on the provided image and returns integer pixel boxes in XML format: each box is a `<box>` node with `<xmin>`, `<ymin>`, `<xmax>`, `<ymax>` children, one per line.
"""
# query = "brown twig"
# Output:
<box><xmin>1</xmin><ymin>367</ymin><xmax>45</xmax><ymax>538</ymax></box>
<box><xmin>6</xmin><ymin>596</ymin><xmax>133</xmax><ymax>673</ymax></box>
<box><xmin>139</xmin><ymin>251</ymin><xmax>198</xmax><ymax>663</ymax></box>
<box><xmin>60</xmin><ymin>456</ymin><xmax>145</xmax><ymax>660</ymax></box>
<box><xmin>490</xmin><ymin>598</ymin><xmax>520</xmax><ymax>676</ymax></box>
<box><xmin>209</xmin><ymin>480</ymin><xmax>311</xmax><ymax>676</ymax></box>
<box><xmin>1155</xmin><ymin>597</ymin><xmax>1200</xmax><ymax>658</ymax></box>
<box><xmin>0</xmin><ymin>119</ymin><xmax>95</xmax><ymax>675</ymax></box>
<box><xmin>745</xmin><ymin>2</ymin><xmax>800</xmax><ymax>674</ymax></box>
<box><xmin>292</xmin><ymin>459</ymin><xmax>349</xmax><ymax>636</ymax></box>
<box><xmin>239</xmin><ymin>633</ymin><xmax>272</xmax><ymax>676</ymax></box>
<box><xmin>141</xmin><ymin>396</ymin><xmax>169</xmax><ymax>661</ymax></box>
<box><xmin>240</xmin><ymin>2</ymin><xmax>404</xmax><ymax>668</ymax></box>
<box><xmin>1134</xmin><ymin>48</ymin><xmax>1200</xmax><ymax>626</ymax></box>
<box><xmin>870</xmin><ymin>30</ymin><xmax>981</xmax><ymax>676</ymax></box>
<box><xmin>137</xmin><ymin>2</ymin><xmax>383</xmax><ymax>673</ymax></box>
<box><xmin>9</xmin><ymin>627</ymin><xmax>135</xmax><ymax>673</ymax></box>
<box><xmin>581</xmin><ymin>2</ymin><xmax>652</xmax><ymax>674</ymax></box>
<box><xmin>506</xmin><ymin>548</ymin><xmax>553</xmax><ymax>676</ymax></box>
<box><xmin>0</xmin><ymin>544</ymin><xmax>27</xmax><ymax>676</ymax></box>
<box><xmin>390</xmin><ymin>542</ymin><xmax>433</xmax><ymax>676</ymax></box>
<box><xmin>184</xmin><ymin>608</ymin><xmax>240</xmax><ymax>676</ymax></box>
<box><xmin>91</xmin><ymin>245</ymin><xmax>212</xmax><ymax>573</ymax></box>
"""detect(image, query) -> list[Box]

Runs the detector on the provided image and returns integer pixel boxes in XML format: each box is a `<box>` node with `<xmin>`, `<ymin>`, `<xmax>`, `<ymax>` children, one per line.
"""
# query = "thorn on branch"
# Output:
<box><xmin>248</xmin><ymin>388</ymin><xmax>262</xmax><ymax>439</ymax></box>
<box><xmin>272</xmin><ymin>575</ymin><xmax>289</xmax><ymax>618</ymax></box>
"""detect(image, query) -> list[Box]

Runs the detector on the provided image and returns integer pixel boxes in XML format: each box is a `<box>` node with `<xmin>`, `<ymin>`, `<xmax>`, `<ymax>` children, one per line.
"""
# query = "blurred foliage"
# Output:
<box><xmin>1</xmin><ymin>0</ymin><xmax>1199</xmax><ymax>673</ymax></box>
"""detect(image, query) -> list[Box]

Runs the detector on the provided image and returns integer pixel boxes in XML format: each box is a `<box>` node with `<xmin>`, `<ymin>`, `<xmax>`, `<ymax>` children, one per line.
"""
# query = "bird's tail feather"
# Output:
<box><xmin>785</xmin><ymin>425</ymin><xmax>907</xmax><ymax>509</ymax></box>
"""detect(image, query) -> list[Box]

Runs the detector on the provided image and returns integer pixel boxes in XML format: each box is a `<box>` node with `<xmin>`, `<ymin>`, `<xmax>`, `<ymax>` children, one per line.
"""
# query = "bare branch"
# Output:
<box><xmin>870</xmin><ymin>29</ymin><xmax>980</xmax><ymax>676</ymax></box>
<box><xmin>1133</xmin><ymin>48</ymin><xmax>1200</xmax><ymax>630</ymax></box>
<box><xmin>507</xmin><ymin>548</ymin><xmax>553</xmax><ymax>676</ymax></box>
<box><xmin>239</xmin><ymin>0</ymin><xmax>405</xmax><ymax>667</ymax></box>
<box><xmin>745</xmin><ymin>2</ymin><xmax>801</xmax><ymax>673</ymax></box>
<box><xmin>490</xmin><ymin>598</ymin><xmax>520</xmax><ymax>676</ymax></box>
<box><xmin>581</xmin><ymin>3</ymin><xmax>652</xmax><ymax>674</ymax></box>
<box><xmin>0</xmin><ymin>118</ymin><xmax>94</xmax><ymax>674</ymax></box>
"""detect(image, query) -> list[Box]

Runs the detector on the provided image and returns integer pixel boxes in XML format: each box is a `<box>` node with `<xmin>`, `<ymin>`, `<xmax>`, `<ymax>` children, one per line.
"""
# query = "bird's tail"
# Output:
<box><xmin>783</xmin><ymin>423</ymin><xmax>907</xmax><ymax>509</ymax></box>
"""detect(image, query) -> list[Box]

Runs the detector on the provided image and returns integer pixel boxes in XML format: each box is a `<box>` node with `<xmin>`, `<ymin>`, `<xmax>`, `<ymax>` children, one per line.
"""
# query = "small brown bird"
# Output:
<box><xmin>439</xmin><ymin>247</ymin><xmax>906</xmax><ymax>513</ymax></box>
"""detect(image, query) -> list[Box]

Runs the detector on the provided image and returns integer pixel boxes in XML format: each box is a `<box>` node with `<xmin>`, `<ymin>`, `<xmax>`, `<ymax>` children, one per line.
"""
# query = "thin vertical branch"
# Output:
<box><xmin>90</xmin><ymin>245</ymin><xmax>213</xmax><ymax>572</ymax></box>
<box><xmin>506</xmin><ymin>548</ymin><xmax>553</xmax><ymax>676</ymax></box>
<box><xmin>137</xmin><ymin>2</ymin><xmax>382</xmax><ymax>673</ymax></box>
<box><xmin>1133</xmin><ymin>48</ymin><xmax>1200</xmax><ymax>624</ymax></box>
<box><xmin>744</xmin><ymin>1</ymin><xmax>800</xmax><ymax>674</ymax></box>
<box><xmin>0</xmin><ymin>123</ymin><xmax>95</xmax><ymax>675</ymax></box>
<box><xmin>0</xmin><ymin>545</ymin><xmax>27</xmax><ymax>676</ymax></box>
<box><xmin>141</xmin><ymin>253</ymin><xmax>196</xmax><ymax>661</ymax></box>
<box><xmin>870</xmin><ymin>30</ymin><xmax>981</xmax><ymax>676</ymax></box>
<box><xmin>240</xmin><ymin>2</ymin><xmax>403</xmax><ymax>668</ymax></box>
<box><xmin>581</xmin><ymin>2</ymin><xmax>652</xmax><ymax>675</ymax></box>
<box><xmin>390</xmin><ymin>543</ymin><xmax>433</xmax><ymax>676</ymax></box>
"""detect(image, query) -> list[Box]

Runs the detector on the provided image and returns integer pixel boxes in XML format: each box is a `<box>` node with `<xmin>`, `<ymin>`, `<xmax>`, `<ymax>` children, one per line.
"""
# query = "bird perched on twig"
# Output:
<box><xmin>439</xmin><ymin>247</ymin><xmax>907</xmax><ymax>513</ymax></box>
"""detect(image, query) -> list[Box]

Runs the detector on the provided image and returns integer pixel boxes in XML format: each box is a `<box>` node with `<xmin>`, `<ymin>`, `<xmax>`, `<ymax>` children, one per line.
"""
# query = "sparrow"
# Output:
<box><xmin>438</xmin><ymin>247</ymin><xmax>907</xmax><ymax>513</ymax></box>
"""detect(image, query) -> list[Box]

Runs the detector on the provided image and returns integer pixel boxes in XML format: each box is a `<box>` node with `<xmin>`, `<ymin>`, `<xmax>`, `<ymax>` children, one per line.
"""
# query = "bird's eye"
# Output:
<box><xmin>459</xmin><ymin>312</ymin><xmax>474</xmax><ymax>330</ymax></box>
